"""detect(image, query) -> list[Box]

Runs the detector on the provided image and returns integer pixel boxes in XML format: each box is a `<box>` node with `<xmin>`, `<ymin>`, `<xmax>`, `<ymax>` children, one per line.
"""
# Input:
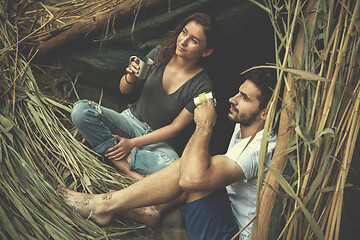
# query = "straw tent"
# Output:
<box><xmin>1</xmin><ymin>0</ymin><xmax>359</xmax><ymax>239</ymax></box>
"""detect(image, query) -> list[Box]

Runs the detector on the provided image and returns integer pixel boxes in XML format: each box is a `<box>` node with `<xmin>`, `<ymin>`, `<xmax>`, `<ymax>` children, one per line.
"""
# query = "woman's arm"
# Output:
<box><xmin>105</xmin><ymin>108</ymin><xmax>194</xmax><ymax>160</ymax></box>
<box><xmin>137</xmin><ymin>108</ymin><xmax>194</xmax><ymax>145</ymax></box>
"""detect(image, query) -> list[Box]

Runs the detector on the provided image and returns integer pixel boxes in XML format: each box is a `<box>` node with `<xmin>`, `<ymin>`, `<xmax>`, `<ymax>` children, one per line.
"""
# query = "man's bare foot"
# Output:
<box><xmin>57</xmin><ymin>185</ymin><xmax>113</xmax><ymax>226</ymax></box>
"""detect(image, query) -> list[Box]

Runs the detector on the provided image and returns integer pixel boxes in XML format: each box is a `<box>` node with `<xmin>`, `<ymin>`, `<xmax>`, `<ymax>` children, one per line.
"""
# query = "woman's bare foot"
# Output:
<box><xmin>57</xmin><ymin>185</ymin><xmax>113</xmax><ymax>226</ymax></box>
<box><xmin>111</xmin><ymin>158</ymin><xmax>144</xmax><ymax>180</ymax></box>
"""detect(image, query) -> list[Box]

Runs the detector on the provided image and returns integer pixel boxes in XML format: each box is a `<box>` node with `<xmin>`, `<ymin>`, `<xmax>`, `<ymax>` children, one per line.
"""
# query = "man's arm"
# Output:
<box><xmin>179</xmin><ymin>100</ymin><xmax>245</xmax><ymax>193</ymax></box>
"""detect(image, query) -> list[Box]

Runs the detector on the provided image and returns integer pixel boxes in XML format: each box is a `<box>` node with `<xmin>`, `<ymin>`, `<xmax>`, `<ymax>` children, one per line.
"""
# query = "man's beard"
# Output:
<box><xmin>228</xmin><ymin>105</ymin><xmax>260</xmax><ymax>126</ymax></box>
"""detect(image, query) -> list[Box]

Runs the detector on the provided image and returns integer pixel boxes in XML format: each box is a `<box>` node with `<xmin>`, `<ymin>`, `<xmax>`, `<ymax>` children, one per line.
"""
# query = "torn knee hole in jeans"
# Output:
<box><xmin>87</xmin><ymin>101</ymin><xmax>102</xmax><ymax>114</ymax></box>
<box><xmin>89</xmin><ymin>101</ymin><xmax>97</xmax><ymax>107</ymax></box>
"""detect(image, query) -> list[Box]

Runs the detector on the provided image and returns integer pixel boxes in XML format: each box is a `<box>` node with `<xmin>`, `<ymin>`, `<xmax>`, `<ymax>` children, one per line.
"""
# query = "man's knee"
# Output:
<box><xmin>175</xmin><ymin>158</ymin><xmax>202</xmax><ymax>193</ymax></box>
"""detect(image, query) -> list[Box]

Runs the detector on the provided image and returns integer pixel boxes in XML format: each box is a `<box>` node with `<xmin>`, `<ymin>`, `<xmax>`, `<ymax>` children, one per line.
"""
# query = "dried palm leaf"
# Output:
<box><xmin>0</xmin><ymin>1</ymin><xmax>151</xmax><ymax>239</ymax></box>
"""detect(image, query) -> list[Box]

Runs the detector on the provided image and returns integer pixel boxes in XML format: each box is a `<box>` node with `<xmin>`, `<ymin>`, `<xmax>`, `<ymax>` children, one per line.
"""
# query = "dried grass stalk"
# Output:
<box><xmin>1</xmin><ymin>1</ymin><xmax>151</xmax><ymax>239</ymax></box>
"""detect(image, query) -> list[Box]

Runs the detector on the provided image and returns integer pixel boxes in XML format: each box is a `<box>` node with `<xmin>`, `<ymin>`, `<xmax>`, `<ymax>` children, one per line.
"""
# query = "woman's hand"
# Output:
<box><xmin>127</xmin><ymin>57</ymin><xmax>140</xmax><ymax>76</ymax></box>
<box><xmin>104</xmin><ymin>135</ymin><xmax>135</xmax><ymax>161</ymax></box>
<box><xmin>120</xmin><ymin>57</ymin><xmax>142</xmax><ymax>93</ymax></box>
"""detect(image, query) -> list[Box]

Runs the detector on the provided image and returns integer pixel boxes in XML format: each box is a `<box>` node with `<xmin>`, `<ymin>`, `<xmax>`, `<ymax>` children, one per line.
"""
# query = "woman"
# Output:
<box><xmin>71</xmin><ymin>13</ymin><xmax>221</xmax><ymax>179</ymax></box>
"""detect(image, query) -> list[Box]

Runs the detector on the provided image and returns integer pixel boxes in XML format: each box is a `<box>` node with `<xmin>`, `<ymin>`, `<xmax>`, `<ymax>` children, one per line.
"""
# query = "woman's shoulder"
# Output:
<box><xmin>194</xmin><ymin>69</ymin><xmax>213</xmax><ymax>85</ymax></box>
<box><xmin>146</xmin><ymin>47</ymin><xmax>160</xmax><ymax>60</ymax></box>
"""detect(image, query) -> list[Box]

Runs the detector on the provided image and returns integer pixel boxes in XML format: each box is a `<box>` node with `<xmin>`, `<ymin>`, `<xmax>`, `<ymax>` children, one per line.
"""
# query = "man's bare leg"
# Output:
<box><xmin>57</xmin><ymin>159</ymin><xmax>184</xmax><ymax>226</ymax></box>
<box><xmin>117</xmin><ymin>190</ymin><xmax>212</xmax><ymax>227</ymax></box>
<box><xmin>119</xmin><ymin>193</ymin><xmax>187</xmax><ymax>227</ymax></box>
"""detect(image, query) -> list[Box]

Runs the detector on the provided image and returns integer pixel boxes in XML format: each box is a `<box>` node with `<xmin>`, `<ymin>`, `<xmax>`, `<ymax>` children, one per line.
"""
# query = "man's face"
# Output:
<box><xmin>228</xmin><ymin>80</ymin><xmax>262</xmax><ymax>126</ymax></box>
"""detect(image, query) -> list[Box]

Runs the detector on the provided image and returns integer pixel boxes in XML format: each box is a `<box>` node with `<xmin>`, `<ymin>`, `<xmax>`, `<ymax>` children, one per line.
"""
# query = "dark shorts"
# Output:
<box><xmin>180</xmin><ymin>188</ymin><xmax>239</xmax><ymax>240</ymax></box>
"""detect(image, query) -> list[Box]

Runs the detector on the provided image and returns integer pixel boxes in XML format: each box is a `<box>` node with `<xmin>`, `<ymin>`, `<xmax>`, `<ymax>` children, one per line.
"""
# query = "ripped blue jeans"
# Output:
<box><xmin>71</xmin><ymin>100</ymin><xmax>179</xmax><ymax>176</ymax></box>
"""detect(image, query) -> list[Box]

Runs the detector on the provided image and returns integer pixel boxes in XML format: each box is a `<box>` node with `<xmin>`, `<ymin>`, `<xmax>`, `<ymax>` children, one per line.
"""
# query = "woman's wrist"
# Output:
<box><xmin>130</xmin><ymin>137</ymin><xmax>140</xmax><ymax>148</ymax></box>
<box><xmin>125</xmin><ymin>74</ymin><xmax>137</xmax><ymax>84</ymax></box>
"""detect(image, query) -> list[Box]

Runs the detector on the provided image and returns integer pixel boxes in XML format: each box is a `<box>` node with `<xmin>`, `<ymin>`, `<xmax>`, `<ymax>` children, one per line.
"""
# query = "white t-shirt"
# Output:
<box><xmin>225</xmin><ymin>123</ymin><xmax>277</xmax><ymax>236</ymax></box>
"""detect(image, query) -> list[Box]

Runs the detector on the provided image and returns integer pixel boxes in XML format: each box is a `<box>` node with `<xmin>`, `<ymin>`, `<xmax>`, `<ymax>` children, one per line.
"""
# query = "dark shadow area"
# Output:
<box><xmin>340</xmin><ymin>134</ymin><xmax>360</xmax><ymax>240</ymax></box>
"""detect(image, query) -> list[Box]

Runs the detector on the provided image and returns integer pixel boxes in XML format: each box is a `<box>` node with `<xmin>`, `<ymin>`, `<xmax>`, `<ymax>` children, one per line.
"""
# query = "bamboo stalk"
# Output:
<box><xmin>327</xmin><ymin>85</ymin><xmax>360</xmax><ymax>239</ymax></box>
<box><xmin>253</xmin><ymin>0</ymin><xmax>360</xmax><ymax>239</ymax></box>
<box><xmin>300</xmin><ymin>0</ymin><xmax>357</xmax><ymax>201</ymax></box>
<box><xmin>253</xmin><ymin>1</ymin><xmax>316</xmax><ymax>239</ymax></box>
<box><xmin>318</xmin><ymin>0</ymin><xmax>359</xmax><ymax>134</ymax></box>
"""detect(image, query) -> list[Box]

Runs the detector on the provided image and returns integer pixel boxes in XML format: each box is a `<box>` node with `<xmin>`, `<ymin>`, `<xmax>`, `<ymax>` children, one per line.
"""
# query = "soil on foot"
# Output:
<box><xmin>57</xmin><ymin>185</ymin><xmax>113</xmax><ymax>226</ymax></box>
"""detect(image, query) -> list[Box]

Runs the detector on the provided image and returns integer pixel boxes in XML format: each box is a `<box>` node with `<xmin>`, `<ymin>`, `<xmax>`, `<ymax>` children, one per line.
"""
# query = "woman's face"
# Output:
<box><xmin>175</xmin><ymin>21</ymin><xmax>213</xmax><ymax>61</ymax></box>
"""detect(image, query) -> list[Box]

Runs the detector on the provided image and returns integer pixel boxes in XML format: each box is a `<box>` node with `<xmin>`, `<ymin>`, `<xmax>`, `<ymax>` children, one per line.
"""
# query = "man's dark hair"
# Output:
<box><xmin>241</xmin><ymin>68</ymin><xmax>277</xmax><ymax>110</ymax></box>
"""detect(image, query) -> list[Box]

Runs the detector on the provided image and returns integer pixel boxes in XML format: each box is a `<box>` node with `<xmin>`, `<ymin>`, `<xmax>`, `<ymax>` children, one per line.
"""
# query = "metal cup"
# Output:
<box><xmin>129</xmin><ymin>56</ymin><xmax>154</xmax><ymax>79</ymax></box>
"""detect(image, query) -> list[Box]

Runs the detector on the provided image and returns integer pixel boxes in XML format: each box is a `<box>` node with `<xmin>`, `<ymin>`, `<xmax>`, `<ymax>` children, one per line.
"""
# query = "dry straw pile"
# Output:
<box><xmin>1</xmin><ymin>0</ymin><xmax>147</xmax><ymax>239</ymax></box>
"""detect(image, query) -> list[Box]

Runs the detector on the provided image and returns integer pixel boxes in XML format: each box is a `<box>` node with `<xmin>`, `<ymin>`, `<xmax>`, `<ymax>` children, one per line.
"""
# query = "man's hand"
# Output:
<box><xmin>104</xmin><ymin>135</ymin><xmax>135</xmax><ymax>161</ymax></box>
<box><xmin>193</xmin><ymin>100</ymin><xmax>217</xmax><ymax>128</ymax></box>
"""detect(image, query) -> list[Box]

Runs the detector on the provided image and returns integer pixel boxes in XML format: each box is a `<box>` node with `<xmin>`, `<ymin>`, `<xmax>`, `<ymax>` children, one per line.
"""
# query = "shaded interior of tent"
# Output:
<box><xmin>1</xmin><ymin>0</ymin><xmax>360</xmax><ymax>239</ymax></box>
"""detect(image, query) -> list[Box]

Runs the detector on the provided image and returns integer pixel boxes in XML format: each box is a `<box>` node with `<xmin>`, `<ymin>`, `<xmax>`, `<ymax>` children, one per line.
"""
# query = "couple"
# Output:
<box><xmin>58</xmin><ymin>67</ymin><xmax>278</xmax><ymax>240</ymax></box>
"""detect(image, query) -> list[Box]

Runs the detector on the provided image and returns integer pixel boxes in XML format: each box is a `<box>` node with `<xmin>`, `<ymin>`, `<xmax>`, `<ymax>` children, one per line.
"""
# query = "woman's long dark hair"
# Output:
<box><xmin>155</xmin><ymin>12</ymin><xmax>221</xmax><ymax>67</ymax></box>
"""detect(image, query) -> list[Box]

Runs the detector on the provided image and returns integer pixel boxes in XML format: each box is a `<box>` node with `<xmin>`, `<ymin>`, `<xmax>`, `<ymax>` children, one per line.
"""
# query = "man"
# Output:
<box><xmin>57</xmin><ymin>68</ymin><xmax>278</xmax><ymax>240</ymax></box>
